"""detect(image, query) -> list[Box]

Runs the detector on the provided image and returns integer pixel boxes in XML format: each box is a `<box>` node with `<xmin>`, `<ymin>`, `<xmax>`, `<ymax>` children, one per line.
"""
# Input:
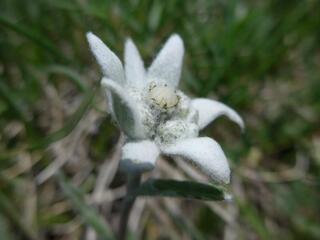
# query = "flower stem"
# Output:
<box><xmin>118</xmin><ymin>173</ymin><xmax>141</xmax><ymax>240</ymax></box>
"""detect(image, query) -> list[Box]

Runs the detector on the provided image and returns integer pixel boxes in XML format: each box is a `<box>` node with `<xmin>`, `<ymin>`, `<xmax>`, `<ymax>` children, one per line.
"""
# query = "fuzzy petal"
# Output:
<box><xmin>120</xmin><ymin>140</ymin><xmax>160</xmax><ymax>173</ymax></box>
<box><xmin>191</xmin><ymin>98</ymin><xmax>244</xmax><ymax>130</ymax></box>
<box><xmin>162</xmin><ymin>137</ymin><xmax>230</xmax><ymax>184</ymax></box>
<box><xmin>101</xmin><ymin>78</ymin><xmax>146</xmax><ymax>139</ymax></box>
<box><xmin>147</xmin><ymin>34</ymin><xmax>184</xmax><ymax>87</ymax></box>
<box><xmin>124</xmin><ymin>39</ymin><xmax>146</xmax><ymax>89</ymax></box>
<box><xmin>87</xmin><ymin>32</ymin><xmax>125</xmax><ymax>85</ymax></box>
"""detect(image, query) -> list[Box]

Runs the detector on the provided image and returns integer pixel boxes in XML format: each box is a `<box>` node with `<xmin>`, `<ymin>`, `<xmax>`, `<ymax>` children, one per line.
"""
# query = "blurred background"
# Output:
<box><xmin>1</xmin><ymin>0</ymin><xmax>320</xmax><ymax>239</ymax></box>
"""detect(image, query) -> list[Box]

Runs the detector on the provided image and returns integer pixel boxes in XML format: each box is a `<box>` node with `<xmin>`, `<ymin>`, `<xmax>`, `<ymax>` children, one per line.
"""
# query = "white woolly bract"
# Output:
<box><xmin>124</xmin><ymin>39</ymin><xmax>146</xmax><ymax>89</ymax></box>
<box><xmin>120</xmin><ymin>140</ymin><xmax>160</xmax><ymax>172</ymax></box>
<box><xmin>162</xmin><ymin>137</ymin><xmax>230</xmax><ymax>184</ymax></box>
<box><xmin>191</xmin><ymin>98</ymin><xmax>244</xmax><ymax>130</ymax></box>
<box><xmin>87</xmin><ymin>33</ymin><xmax>244</xmax><ymax>183</ymax></box>
<box><xmin>86</xmin><ymin>32</ymin><xmax>125</xmax><ymax>85</ymax></box>
<box><xmin>147</xmin><ymin>34</ymin><xmax>184</xmax><ymax>88</ymax></box>
<box><xmin>101</xmin><ymin>78</ymin><xmax>146</xmax><ymax>139</ymax></box>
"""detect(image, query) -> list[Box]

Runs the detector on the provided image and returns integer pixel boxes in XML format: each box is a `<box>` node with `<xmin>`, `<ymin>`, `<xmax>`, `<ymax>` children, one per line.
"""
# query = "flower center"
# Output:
<box><xmin>148</xmin><ymin>84</ymin><xmax>179</xmax><ymax>109</ymax></box>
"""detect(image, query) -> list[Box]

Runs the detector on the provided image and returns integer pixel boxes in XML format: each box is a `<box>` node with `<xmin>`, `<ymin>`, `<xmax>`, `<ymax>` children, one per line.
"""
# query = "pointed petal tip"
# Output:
<box><xmin>235</xmin><ymin>115</ymin><xmax>245</xmax><ymax>132</ymax></box>
<box><xmin>86</xmin><ymin>32</ymin><xmax>109</xmax><ymax>54</ymax></box>
<box><xmin>101</xmin><ymin>77</ymin><xmax>111</xmax><ymax>88</ymax></box>
<box><xmin>86</xmin><ymin>32</ymin><xmax>99</xmax><ymax>46</ymax></box>
<box><xmin>217</xmin><ymin>165</ymin><xmax>230</xmax><ymax>185</ymax></box>
<box><xmin>124</xmin><ymin>38</ymin><xmax>138</xmax><ymax>57</ymax></box>
<box><xmin>125</xmin><ymin>37</ymin><xmax>133</xmax><ymax>45</ymax></box>
<box><xmin>86</xmin><ymin>32</ymin><xmax>100</xmax><ymax>51</ymax></box>
<box><xmin>86</xmin><ymin>31</ymin><xmax>93</xmax><ymax>39</ymax></box>
<box><xmin>240</xmin><ymin>120</ymin><xmax>245</xmax><ymax>132</ymax></box>
<box><xmin>224</xmin><ymin>193</ymin><xmax>233</xmax><ymax>202</ymax></box>
<box><xmin>169</xmin><ymin>33</ymin><xmax>183</xmax><ymax>44</ymax></box>
<box><xmin>229</xmin><ymin>109</ymin><xmax>245</xmax><ymax>130</ymax></box>
<box><xmin>171</xmin><ymin>33</ymin><xmax>180</xmax><ymax>37</ymax></box>
<box><xmin>167</xmin><ymin>33</ymin><xmax>184</xmax><ymax>51</ymax></box>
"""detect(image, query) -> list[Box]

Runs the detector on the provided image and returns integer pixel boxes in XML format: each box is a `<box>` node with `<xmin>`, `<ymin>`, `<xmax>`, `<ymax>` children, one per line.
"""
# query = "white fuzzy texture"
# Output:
<box><xmin>87</xmin><ymin>33</ymin><xmax>244</xmax><ymax>183</ymax></box>
<box><xmin>124</xmin><ymin>39</ymin><xmax>146</xmax><ymax>89</ymax></box>
<box><xmin>87</xmin><ymin>32</ymin><xmax>125</xmax><ymax>85</ymax></box>
<box><xmin>162</xmin><ymin>137</ymin><xmax>230</xmax><ymax>184</ymax></box>
<box><xmin>148</xmin><ymin>34</ymin><xmax>184</xmax><ymax>88</ymax></box>
<box><xmin>156</xmin><ymin>120</ymin><xmax>199</xmax><ymax>145</ymax></box>
<box><xmin>101</xmin><ymin>78</ymin><xmax>145</xmax><ymax>139</ymax></box>
<box><xmin>191</xmin><ymin>98</ymin><xmax>244</xmax><ymax>130</ymax></box>
<box><xmin>121</xmin><ymin>140</ymin><xmax>160</xmax><ymax>172</ymax></box>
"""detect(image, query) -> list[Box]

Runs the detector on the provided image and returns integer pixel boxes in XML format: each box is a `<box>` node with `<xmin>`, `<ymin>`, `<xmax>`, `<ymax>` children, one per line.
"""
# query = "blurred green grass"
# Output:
<box><xmin>1</xmin><ymin>0</ymin><xmax>320</xmax><ymax>239</ymax></box>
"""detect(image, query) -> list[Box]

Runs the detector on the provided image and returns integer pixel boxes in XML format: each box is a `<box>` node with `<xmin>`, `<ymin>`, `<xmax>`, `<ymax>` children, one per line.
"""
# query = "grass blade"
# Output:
<box><xmin>57</xmin><ymin>172</ymin><xmax>114</xmax><ymax>240</ymax></box>
<box><xmin>45</xmin><ymin>65</ymin><xmax>88</xmax><ymax>92</ymax></box>
<box><xmin>0</xmin><ymin>15</ymin><xmax>67</xmax><ymax>61</ymax></box>
<box><xmin>30</xmin><ymin>91</ymin><xmax>94</xmax><ymax>149</ymax></box>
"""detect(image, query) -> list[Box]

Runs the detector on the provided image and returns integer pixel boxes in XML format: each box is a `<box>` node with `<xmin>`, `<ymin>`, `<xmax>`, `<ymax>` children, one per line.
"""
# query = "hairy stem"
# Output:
<box><xmin>118</xmin><ymin>173</ymin><xmax>141</xmax><ymax>240</ymax></box>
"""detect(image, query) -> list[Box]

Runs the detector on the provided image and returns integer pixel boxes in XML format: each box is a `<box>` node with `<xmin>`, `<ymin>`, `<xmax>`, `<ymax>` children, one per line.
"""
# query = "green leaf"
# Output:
<box><xmin>238</xmin><ymin>199</ymin><xmax>272</xmax><ymax>240</ymax></box>
<box><xmin>132</xmin><ymin>179</ymin><xmax>227</xmax><ymax>201</ymax></box>
<box><xmin>57</xmin><ymin>172</ymin><xmax>114</xmax><ymax>240</ymax></box>
<box><xmin>45</xmin><ymin>65</ymin><xmax>88</xmax><ymax>92</ymax></box>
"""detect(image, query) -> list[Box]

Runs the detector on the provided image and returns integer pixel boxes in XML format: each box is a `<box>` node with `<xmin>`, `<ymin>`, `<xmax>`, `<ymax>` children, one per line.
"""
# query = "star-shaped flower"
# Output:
<box><xmin>87</xmin><ymin>32</ymin><xmax>244</xmax><ymax>184</ymax></box>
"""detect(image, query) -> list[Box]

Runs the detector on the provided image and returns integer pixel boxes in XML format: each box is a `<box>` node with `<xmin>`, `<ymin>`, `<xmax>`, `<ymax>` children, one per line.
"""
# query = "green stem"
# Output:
<box><xmin>117</xmin><ymin>173</ymin><xmax>141</xmax><ymax>240</ymax></box>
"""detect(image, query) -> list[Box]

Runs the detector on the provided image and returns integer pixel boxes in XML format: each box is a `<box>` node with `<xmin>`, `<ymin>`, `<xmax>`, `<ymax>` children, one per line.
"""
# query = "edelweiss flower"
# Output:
<box><xmin>87</xmin><ymin>32</ymin><xmax>244</xmax><ymax>184</ymax></box>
